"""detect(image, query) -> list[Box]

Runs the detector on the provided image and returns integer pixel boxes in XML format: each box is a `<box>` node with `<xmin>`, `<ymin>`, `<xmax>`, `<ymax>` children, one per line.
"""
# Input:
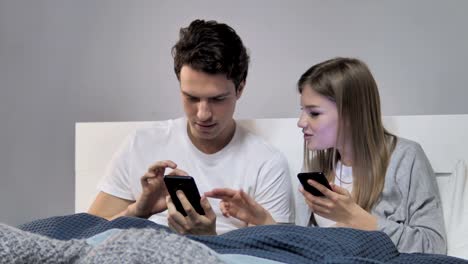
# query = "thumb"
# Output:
<box><xmin>201</xmin><ymin>196</ymin><xmax>216</xmax><ymax>220</ymax></box>
<box><xmin>240</xmin><ymin>190</ymin><xmax>257</xmax><ymax>208</ymax></box>
<box><xmin>330</xmin><ymin>183</ymin><xmax>349</xmax><ymax>195</ymax></box>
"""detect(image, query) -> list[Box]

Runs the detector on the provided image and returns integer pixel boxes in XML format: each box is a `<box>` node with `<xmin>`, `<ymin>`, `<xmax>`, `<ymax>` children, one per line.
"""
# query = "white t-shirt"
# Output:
<box><xmin>314</xmin><ymin>162</ymin><xmax>353</xmax><ymax>227</ymax></box>
<box><xmin>99</xmin><ymin>117</ymin><xmax>294</xmax><ymax>234</ymax></box>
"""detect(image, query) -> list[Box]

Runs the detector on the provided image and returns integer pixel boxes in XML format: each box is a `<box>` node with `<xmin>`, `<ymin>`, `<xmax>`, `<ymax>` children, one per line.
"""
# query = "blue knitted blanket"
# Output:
<box><xmin>18</xmin><ymin>213</ymin><xmax>466</xmax><ymax>264</ymax></box>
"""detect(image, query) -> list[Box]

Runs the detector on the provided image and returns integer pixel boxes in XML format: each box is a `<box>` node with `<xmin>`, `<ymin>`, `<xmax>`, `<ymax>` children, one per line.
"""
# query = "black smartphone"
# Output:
<box><xmin>163</xmin><ymin>175</ymin><xmax>205</xmax><ymax>216</ymax></box>
<box><xmin>297</xmin><ymin>172</ymin><xmax>332</xmax><ymax>196</ymax></box>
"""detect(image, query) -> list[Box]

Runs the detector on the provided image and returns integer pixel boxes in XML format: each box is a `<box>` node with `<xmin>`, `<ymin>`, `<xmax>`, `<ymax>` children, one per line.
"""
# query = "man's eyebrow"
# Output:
<box><xmin>210</xmin><ymin>92</ymin><xmax>231</xmax><ymax>98</ymax></box>
<box><xmin>182</xmin><ymin>91</ymin><xmax>196</xmax><ymax>97</ymax></box>
<box><xmin>182</xmin><ymin>91</ymin><xmax>231</xmax><ymax>99</ymax></box>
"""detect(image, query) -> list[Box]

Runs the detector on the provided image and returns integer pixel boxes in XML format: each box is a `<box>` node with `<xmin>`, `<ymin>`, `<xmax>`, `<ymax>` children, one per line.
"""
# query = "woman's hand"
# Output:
<box><xmin>205</xmin><ymin>188</ymin><xmax>276</xmax><ymax>226</ymax></box>
<box><xmin>300</xmin><ymin>180</ymin><xmax>377</xmax><ymax>230</ymax></box>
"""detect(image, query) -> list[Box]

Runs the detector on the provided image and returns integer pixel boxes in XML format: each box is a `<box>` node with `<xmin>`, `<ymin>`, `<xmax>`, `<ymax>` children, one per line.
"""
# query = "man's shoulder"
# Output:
<box><xmin>126</xmin><ymin>117</ymin><xmax>186</xmax><ymax>150</ymax></box>
<box><xmin>133</xmin><ymin>117</ymin><xmax>185</xmax><ymax>138</ymax></box>
<box><xmin>234</xmin><ymin>125</ymin><xmax>285</xmax><ymax>161</ymax></box>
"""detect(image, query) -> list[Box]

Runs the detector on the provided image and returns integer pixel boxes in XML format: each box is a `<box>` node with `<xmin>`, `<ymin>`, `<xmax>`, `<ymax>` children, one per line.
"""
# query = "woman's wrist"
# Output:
<box><xmin>259</xmin><ymin>210</ymin><xmax>276</xmax><ymax>225</ymax></box>
<box><xmin>347</xmin><ymin>206</ymin><xmax>377</xmax><ymax>231</ymax></box>
<box><xmin>247</xmin><ymin>209</ymin><xmax>276</xmax><ymax>226</ymax></box>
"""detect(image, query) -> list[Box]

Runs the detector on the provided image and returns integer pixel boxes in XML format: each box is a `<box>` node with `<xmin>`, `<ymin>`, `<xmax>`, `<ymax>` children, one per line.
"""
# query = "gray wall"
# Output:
<box><xmin>0</xmin><ymin>0</ymin><xmax>467</xmax><ymax>225</ymax></box>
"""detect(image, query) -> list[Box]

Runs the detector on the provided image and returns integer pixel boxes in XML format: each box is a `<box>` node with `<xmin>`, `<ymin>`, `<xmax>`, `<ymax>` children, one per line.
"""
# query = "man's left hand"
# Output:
<box><xmin>166</xmin><ymin>191</ymin><xmax>217</xmax><ymax>235</ymax></box>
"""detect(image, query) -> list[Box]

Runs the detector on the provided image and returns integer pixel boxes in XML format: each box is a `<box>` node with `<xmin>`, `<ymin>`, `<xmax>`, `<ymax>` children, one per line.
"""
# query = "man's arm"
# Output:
<box><xmin>89</xmin><ymin>161</ymin><xmax>187</xmax><ymax>220</ymax></box>
<box><xmin>88</xmin><ymin>191</ymin><xmax>134</xmax><ymax>220</ymax></box>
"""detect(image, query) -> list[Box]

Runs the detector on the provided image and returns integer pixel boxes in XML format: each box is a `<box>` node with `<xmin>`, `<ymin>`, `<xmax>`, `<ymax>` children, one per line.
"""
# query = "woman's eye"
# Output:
<box><xmin>308</xmin><ymin>112</ymin><xmax>320</xmax><ymax>117</ymax></box>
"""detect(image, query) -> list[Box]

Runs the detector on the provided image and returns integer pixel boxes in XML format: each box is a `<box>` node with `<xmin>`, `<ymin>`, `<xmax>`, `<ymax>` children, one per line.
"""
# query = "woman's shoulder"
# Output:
<box><xmin>386</xmin><ymin>136</ymin><xmax>431</xmax><ymax>175</ymax></box>
<box><xmin>387</xmin><ymin>137</ymin><xmax>433</xmax><ymax>178</ymax></box>
<box><xmin>384</xmin><ymin>137</ymin><xmax>435</xmax><ymax>196</ymax></box>
<box><xmin>392</xmin><ymin>137</ymin><xmax>425</xmax><ymax>158</ymax></box>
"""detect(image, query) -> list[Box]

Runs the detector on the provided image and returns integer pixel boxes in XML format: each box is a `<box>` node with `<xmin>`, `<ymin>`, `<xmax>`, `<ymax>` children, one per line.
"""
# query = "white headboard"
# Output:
<box><xmin>76</xmin><ymin>115</ymin><xmax>466</xmax><ymax>211</ymax></box>
<box><xmin>76</xmin><ymin>115</ymin><xmax>468</xmax><ymax>258</ymax></box>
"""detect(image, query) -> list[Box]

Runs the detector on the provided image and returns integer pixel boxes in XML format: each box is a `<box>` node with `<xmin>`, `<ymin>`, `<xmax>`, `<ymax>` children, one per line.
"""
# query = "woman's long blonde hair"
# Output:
<box><xmin>298</xmin><ymin>57</ymin><xmax>396</xmax><ymax>211</ymax></box>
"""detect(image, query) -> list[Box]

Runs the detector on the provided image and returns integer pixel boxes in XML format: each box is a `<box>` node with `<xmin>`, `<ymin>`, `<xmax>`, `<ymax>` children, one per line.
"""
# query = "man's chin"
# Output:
<box><xmin>194</xmin><ymin>131</ymin><xmax>219</xmax><ymax>140</ymax></box>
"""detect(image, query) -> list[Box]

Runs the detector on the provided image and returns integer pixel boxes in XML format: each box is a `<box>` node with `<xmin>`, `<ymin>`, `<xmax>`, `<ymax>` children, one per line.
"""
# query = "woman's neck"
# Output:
<box><xmin>337</xmin><ymin>141</ymin><xmax>353</xmax><ymax>166</ymax></box>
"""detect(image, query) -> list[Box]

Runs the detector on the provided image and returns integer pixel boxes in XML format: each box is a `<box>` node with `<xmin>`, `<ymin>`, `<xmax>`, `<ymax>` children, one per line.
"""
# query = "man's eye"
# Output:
<box><xmin>212</xmin><ymin>97</ymin><xmax>226</xmax><ymax>102</ymax></box>
<box><xmin>187</xmin><ymin>97</ymin><xmax>199</xmax><ymax>102</ymax></box>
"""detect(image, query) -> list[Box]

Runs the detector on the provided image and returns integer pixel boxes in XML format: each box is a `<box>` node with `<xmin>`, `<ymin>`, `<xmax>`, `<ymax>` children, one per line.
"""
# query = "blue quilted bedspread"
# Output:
<box><xmin>18</xmin><ymin>213</ymin><xmax>467</xmax><ymax>264</ymax></box>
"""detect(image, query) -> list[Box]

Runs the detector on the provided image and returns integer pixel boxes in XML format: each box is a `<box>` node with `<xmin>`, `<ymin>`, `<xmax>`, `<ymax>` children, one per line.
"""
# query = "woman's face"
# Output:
<box><xmin>297</xmin><ymin>85</ymin><xmax>339</xmax><ymax>151</ymax></box>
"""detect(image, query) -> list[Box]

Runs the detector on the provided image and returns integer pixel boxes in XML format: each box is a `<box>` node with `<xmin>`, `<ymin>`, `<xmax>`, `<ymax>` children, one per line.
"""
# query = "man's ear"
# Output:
<box><xmin>236</xmin><ymin>81</ymin><xmax>246</xmax><ymax>99</ymax></box>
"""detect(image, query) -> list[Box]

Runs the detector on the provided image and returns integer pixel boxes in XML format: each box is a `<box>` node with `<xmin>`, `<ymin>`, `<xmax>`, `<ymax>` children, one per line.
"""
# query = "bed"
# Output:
<box><xmin>74</xmin><ymin>115</ymin><xmax>468</xmax><ymax>260</ymax></box>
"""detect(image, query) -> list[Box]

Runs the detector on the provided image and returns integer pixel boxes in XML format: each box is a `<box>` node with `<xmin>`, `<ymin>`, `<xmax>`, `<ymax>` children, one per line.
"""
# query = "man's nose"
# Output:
<box><xmin>197</xmin><ymin>100</ymin><xmax>212</xmax><ymax>121</ymax></box>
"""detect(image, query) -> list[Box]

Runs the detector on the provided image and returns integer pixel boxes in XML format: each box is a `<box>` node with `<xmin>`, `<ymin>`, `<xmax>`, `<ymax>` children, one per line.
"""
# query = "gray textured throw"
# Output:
<box><xmin>0</xmin><ymin>223</ymin><xmax>223</xmax><ymax>263</ymax></box>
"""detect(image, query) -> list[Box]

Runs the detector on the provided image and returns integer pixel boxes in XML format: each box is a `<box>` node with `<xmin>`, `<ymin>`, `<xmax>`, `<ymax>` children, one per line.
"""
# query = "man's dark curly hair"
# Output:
<box><xmin>172</xmin><ymin>19</ymin><xmax>250</xmax><ymax>91</ymax></box>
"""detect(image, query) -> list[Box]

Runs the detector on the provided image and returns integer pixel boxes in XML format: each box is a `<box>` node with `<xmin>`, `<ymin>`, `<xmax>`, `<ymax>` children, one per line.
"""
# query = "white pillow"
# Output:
<box><xmin>436</xmin><ymin>160</ymin><xmax>468</xmax><ymax>259</ymax></box>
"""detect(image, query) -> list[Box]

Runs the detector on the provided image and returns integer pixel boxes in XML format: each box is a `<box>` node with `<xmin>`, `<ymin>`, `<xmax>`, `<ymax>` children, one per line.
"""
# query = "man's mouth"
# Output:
<box><xmin>195</xmin><ymin>122</ymin><xmax>217</xmax><ymax>132</ymax></box>
<box><xmin>197</xmin><ymin>123</ymin><xmax>216</xmax><ymax>128</ymax></box>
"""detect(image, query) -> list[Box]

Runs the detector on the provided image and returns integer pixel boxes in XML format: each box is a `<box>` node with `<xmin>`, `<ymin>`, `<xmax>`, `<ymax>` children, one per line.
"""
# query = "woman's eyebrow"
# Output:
<box><xmin>303</xmin><ymin>104</ymin><xmax>319</xmax><ymax>108</ymax></box>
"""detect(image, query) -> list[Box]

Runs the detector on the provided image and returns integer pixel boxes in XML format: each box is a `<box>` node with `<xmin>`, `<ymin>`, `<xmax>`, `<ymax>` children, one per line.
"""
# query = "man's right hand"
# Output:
<box><xmin>127</xmin><ymin>160</ymin><xmax>188</xmax><ymax>218</ymax></box>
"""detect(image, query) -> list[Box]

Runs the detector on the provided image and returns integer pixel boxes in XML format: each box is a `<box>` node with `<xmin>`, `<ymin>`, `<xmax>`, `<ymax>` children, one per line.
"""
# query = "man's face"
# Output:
<box><xmin>180</xmin><ymin>65</ymin><xmax>242</xmax><ymax>143</ymax></box>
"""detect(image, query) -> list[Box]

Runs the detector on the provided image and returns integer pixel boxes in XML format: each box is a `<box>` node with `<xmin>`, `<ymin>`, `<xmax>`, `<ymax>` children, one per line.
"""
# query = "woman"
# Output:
<box><xmin>206</xmin><ymin>57</ymin><xmax>447</xmax><ymax>254</ymax></box>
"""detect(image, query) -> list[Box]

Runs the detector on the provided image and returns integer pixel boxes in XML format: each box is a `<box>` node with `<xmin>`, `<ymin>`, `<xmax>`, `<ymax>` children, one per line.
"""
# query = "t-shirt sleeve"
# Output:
<box><xmin>97</xmin><ymin>133</ymin><xmax>136</xmax><ymax>201</ymax></box>
<box><xmin>254</xmin><ymin>152</ymin><xmax>295</xmax><ymax>223</ymax></box>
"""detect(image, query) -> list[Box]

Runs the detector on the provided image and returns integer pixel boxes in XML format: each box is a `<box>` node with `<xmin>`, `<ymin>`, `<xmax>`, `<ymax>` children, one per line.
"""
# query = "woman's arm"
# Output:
<box><xmin>376</xmin><ymin>142</ymin><xmax>447</xmax><ymax>254</ymax></box>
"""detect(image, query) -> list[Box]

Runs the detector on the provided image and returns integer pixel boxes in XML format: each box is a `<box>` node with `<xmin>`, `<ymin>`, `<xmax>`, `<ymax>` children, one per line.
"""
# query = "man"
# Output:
<box><xmin>88</xmin><ymin>19</ymin><xmax>293</xmax><ymax>235</ymax></box>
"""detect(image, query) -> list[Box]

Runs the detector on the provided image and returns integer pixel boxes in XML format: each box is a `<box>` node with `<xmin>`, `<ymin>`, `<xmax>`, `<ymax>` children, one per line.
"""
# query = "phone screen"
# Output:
<box><xmin>297</xmin><ymin>172</ymin><xmax>332</xmax><ymax>196</ymax></box>
<box><xmin>163</xmin><ymin>175</ymin><xmax>205</xmax><ymax>216</ymax></box>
